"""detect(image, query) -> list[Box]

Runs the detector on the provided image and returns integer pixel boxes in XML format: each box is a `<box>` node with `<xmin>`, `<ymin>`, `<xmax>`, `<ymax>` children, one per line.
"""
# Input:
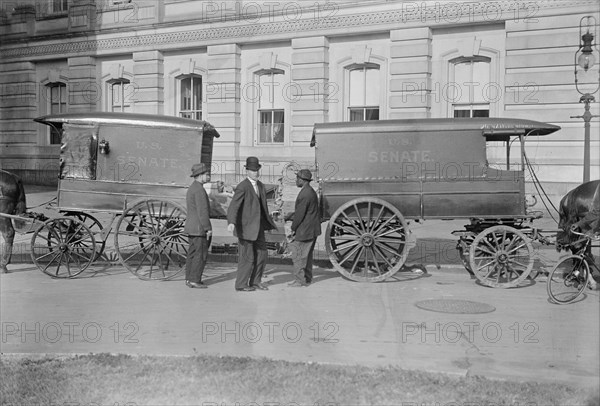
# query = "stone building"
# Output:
<box><xmin>1</xmin><ymin>0</ymin><xmax>599</xmax><ymax>204</ymax></box>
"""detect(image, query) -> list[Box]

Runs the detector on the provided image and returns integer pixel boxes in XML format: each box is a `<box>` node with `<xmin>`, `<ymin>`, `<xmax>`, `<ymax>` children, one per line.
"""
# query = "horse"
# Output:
<box><xmin>557</xmin><ymin>179</ymin><xmax>600</xmax><ymax>251</ymax></box>
<box><xmin>0</xmin><ymin>169</ymin><xmax>27</xmax><ymax>273</ymax></box>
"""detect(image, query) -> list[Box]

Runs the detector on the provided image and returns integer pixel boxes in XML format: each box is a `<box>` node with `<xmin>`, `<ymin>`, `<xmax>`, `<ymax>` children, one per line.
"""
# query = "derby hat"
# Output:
<box><xmin>296</xmin><ymin>169</ymin><xmax>313</xmax><ymax>181</ymax></box>
<box><xmin>190</xmin><ymin>162</ymin><xmax>210</xmax><ymax>177</ymax></box>
<box><xmin>244</xmin><ymin>156</ymin><xmax>262</xmax><ymax>171</ymax></box>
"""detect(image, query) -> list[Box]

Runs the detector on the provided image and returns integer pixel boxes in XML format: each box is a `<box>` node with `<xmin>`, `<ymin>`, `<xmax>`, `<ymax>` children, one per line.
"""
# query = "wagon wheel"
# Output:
<box><xmin>325</xmin><ymin>197</ymin><xmax>410</xmax><ymax>282</ymax></box>
<box><xmin>30</xmin><ymin>217</ymin><xmax>96</xmax><ymax>278</ymax></box>
<box><xmin>114</xmin><ymin>199</ymin><xmax>188</xmax><ymax>281</ymax></box>
<box><xmin>63</xmin><ymin>212</ymin><xmax>106</xmax><ymax>261</ymax></box>
<box><xmin>468</xmin><ymin>225</ymin><xmax>534</xmax><ymax>288</ymax></box>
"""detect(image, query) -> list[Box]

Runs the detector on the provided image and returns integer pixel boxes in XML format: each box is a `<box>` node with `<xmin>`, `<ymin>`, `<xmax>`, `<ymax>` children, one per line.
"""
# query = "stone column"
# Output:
<box><xmin>67</xmin><ymin>56</ymin><xmax>97</xmax><ymax>113</ymax></box>
<box><xmin>291</xmin><ymin>36</ymin><xmax>329</xmax><ymax>153</ymax></box>
<box><xmin>0</xmin><ymin>61</ymin><xmax>42</xmax><ymax>183</ymax></box>
<box><xmin>389</xmin><ymin>27</ymin><xmax>432</xmax><ymax>119</ymax></box>
<box><xmin>133</xmin><ymin>50</ymin><xmax>164</xmax><ymax>115</ymax></box>
<box><xmin>206</xmin><ymin>44</ymin><xmax>241</xmax><ymax>184</ymax></box>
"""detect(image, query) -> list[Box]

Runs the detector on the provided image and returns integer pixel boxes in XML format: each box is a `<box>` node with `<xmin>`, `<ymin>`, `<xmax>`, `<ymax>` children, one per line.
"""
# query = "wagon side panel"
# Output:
<box><xmin>95</xmin><ymin>125</ymin><xmax>202</xmax><ymax>184</ymax></box>
<box><xmin>320</xmin><ymin>180</ymin><xmax>422</xmax><ymax>221</ymax></box>
<box><xmin>57</xmin><ymin>124</ymin><xmax>208</xmax><ymax>212</ymax></box>
<box><xmin>57</xmin><ymin>179</ymin><xmax>188</xmax><ymax>212</ymax></box>
<box><xmin>421</xmin><ymin>169</ymin><xmax>526</xmax><ymax>219</ymax></box>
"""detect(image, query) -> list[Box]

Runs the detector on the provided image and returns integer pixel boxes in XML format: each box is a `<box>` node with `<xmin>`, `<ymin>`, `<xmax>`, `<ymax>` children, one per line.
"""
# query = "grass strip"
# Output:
<box><xmin>1</xmin><ymin>353</ymin><xmax>598</xmax><ymax>406</ymax></box>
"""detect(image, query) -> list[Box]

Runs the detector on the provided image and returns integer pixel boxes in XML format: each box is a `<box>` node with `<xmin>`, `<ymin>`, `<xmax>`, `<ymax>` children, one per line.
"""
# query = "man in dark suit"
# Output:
<box><xmin>286</xmin><ymin>169</ymin><xmax>321</xmax><ymax>287</ymax></box>
<box><xmin>227</xmin><ymin>157</ymin><xmax>277</xmax><ymax>292</ymax></box>
<box><xmin>184</xmin><ymin>163</ymin><xmax>212</xmax><ymax>289</ymax></box>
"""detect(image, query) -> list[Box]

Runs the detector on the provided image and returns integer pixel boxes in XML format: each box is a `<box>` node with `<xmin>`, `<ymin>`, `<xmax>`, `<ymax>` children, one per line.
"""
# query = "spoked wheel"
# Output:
<box><xmin>469</xmin><ymin>225</ymin><xmax>534</xmax><ymax>288</ymax></box>
<box><xmin>30</xmin><ymin>217</ymin><xmax>96</xmax><ymax>278</ymax></box>
<box><xmin>114</xmin><ymin>200</ymin><xmax>188</xmax><ymax>280</ymax></box>
<box><xmin>547</xmin><ymin>255</ymin><xmax>590</xmax><ymax>304</ymax></box>
<box><xmin>63</xmin><ymin>212</ymin><xmax>106</xmax><ymax>260</ymax></box>
<box><xmin>325</xmin><ymin>197</ymin><xmax>410</xmax><ymax>282</ymax></box>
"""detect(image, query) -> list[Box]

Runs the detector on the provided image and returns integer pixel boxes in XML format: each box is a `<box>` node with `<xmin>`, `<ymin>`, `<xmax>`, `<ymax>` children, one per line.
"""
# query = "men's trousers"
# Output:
<box><xmin>235</xmin><ymin>230</ymin><xmax>267</xmax><ymax>289</ymax></box>
<box><xmin>186</xmin><ymin>236</ymin><xmax>208</xmax><ymax>283</ymax></box>
<box><xmin>289</xmin><ymin>239</ymin><xmax>317</xmax><ymax>284</ymax></box>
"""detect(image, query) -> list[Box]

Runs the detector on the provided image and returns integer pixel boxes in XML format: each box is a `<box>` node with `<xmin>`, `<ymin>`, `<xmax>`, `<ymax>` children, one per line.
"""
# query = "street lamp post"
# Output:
<box><xmin>572</xmin><ymin>15</ymin><xmax>600</xmax><ymax>183</ymax></box>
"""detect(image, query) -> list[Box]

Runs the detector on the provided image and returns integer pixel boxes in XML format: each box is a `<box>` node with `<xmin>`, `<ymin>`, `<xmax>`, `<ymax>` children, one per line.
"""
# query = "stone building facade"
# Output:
<box><xmin>1</xmin><ymin>0</ymin><xmax>599</xmax><ymax>204</ymax></box>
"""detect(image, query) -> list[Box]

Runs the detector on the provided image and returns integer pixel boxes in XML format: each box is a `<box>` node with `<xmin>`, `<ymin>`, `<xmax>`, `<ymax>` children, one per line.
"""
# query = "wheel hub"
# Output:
<box><xmin>58</xmin><ymin>243</ymin><xmax>69</xmax><ymax>252</ymax></box>
<box><xmin>151</xmin><ymin>235</ymin><xmax>161</xmax><ymax>245</ymax></box>
<box><xmin>496</xmin><ymin>252</ymin><xmax>509</xmax><ymax>264</ymax></box>
<box><xmin>360</xmin><ymin>233</ymin><xmax>375</xmax><ymax>247</ymax></box>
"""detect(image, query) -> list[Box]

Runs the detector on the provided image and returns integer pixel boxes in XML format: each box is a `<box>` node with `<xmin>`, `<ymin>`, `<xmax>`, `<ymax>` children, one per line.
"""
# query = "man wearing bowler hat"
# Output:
<box><xmin>184</xmin><ymin>163</ymin><xmax>212</xmax><ymax>289</ymax></box>
<box><xmin>285</xmin><ymin>169</ymin><xmax>321</xmax><ymax>287</ymax></box>
<box><xmin>227</xmin><ymin>157</ymin><xmax>277</xmax><ymax>291</ymax></box>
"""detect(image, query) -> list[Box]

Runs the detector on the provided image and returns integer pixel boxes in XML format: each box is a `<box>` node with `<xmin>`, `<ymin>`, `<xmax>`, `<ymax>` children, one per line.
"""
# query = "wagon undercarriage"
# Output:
<box><xmin>27</xmin><ymin>199</ymin><xmax>190</xmax><ymax>281</ymax></box>
<box><xmin>321</xmin><ymin>194</ymin><xmax>546</xmax><ymax>288</ymax></box>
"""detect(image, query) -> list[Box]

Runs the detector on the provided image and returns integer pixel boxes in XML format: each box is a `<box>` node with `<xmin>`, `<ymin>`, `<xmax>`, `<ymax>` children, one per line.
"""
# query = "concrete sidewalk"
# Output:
<box><xmin>1</xmin><ymin>259</ymin><xmax>599</xmax><ymax>390</ymax></box>
<box><xmin>2</xmin><ymin>185</ymin><xmax>599</xmax><ymax>391</ymax></box>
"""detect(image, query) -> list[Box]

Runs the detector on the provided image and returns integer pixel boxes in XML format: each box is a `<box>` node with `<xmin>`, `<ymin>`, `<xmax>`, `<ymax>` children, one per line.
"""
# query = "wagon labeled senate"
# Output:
<box><xmin>309</xmin><ymin>118</ymin><xmax>561</xmax><ymax>287</ymax></box>
<box><xmin>3</xmin><ymin>113</ymin><xmax>562</xmax><ymax>288</ymax></box>
<box><xmin>22</xmin><ymin>112</ymin><xmax>224</xmax><ymax>280</ymax></box>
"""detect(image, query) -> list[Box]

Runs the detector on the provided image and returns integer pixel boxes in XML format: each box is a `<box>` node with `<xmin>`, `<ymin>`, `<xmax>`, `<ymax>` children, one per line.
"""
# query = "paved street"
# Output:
<box><xmin>1</xmin><ymin>186</ymin><xmax>599</xmax><ymax>390</ymax></box>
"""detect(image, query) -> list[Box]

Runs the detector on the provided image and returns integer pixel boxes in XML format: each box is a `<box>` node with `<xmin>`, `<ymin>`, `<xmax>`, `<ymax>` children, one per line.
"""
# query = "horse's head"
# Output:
<box><xmin>556</xmin><ymin>180</ymin><xmax>600</xmax><ymax>252</ymax></box>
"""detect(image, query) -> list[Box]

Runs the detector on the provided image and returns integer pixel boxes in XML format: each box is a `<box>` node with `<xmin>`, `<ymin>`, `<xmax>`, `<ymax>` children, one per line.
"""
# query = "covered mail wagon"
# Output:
<box><xmin>31</xmin><ymin>112</ymin><xmax>222</xmax><ymax>280</ymax></box>
<box><xmin>310</xmin><ymin>118</ymin><xmax>561</xmax><ymax>287</ymax></box>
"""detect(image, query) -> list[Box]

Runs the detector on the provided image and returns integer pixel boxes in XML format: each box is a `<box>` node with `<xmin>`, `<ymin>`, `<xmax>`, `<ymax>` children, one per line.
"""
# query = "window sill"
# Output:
<box><xmin>36</xmin><ymin>13</ymin><xmax>68</xmax><ymax>21</ymax></box>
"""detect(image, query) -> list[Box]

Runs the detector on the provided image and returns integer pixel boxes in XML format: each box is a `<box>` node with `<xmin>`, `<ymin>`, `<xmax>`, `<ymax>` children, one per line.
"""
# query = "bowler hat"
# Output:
<box><xmin>244</xmin><ymin>156</ymin><xmax>262</xmax><ymax>171</ymax></box>
<box><xmin>296</xmin><ymin>169</ymin><xmax>313</xmax><ymax>181</ymax></box>
<box><xmin>190</xmin><ymin>162</ymin><xmax>210</xmax><ymax>177</ymax></box>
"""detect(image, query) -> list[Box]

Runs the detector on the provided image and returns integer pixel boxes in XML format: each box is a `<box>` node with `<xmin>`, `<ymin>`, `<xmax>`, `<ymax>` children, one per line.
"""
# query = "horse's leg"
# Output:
<box><xmin>0</xmin><ymin>217</ymin><xmax>15</xmax><ymax>273</ymax></box>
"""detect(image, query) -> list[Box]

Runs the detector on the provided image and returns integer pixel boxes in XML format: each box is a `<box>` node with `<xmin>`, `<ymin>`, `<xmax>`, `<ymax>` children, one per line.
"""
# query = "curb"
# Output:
<box><xmin>7</xmin><ymin>250</ymin><xmax>334</xmax><ymax>269</ymax></box>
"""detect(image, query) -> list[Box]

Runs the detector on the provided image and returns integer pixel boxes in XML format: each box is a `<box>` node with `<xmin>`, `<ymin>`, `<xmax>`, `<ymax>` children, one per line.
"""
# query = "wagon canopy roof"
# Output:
<box><xmin>34</xmin><ymin>112</ymin><xmax>220</xmax><ymax>137</ymax></box>
<box><xmin>311</xmin><ymin>118</ymin><xmax>560</xmax><ymax>145</ymax></box>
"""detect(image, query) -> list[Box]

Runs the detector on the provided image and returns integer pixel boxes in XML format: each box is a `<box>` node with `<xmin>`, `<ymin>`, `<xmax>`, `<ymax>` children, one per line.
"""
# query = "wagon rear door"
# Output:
<box><xmin>59</xmin><ymin>123</ymin><xmax>99</xmax><ymax>180</ymax></box>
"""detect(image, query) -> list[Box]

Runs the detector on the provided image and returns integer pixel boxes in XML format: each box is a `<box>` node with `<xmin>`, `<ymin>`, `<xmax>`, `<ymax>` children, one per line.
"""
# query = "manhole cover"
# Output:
<box><xmin>415</xmin><ymin>299</ymin><xmax>496</xmax><ymax>314</ymax></box>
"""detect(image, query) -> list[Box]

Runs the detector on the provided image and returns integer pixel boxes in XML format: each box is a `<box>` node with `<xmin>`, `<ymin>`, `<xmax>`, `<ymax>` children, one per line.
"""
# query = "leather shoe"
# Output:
<box><xmin>235</xmin><ymin>286</ymin><xmax>256</xmax><ymax>292</ymax></box>
<box><xmin>288</xmin><ymin>281</ymin><xmax>306</xmax><ymax>287</ymax></box>
<box><xmin>252</xmin><ymin>283</ymin><xmax>269</xmax><ymax>291</ymax></box>
<box><xmin>186</xmin><ymin>281</ymin><xmax>207</xmax><ymax>289</ymax></box>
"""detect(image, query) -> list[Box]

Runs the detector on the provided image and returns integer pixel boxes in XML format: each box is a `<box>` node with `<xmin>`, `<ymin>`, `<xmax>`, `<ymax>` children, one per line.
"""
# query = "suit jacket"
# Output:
<box><xmin>227</xmin><ymin>178</ymin><xmax>277</xmax><ymax>241</ymax></box>
<box><xmin>184</xmin><ymin>181</ymin><xmax>212</xmax><ymax>237</ymax></box>
<box><xmin>291</xmin><ymin>183</ymin><xmax>321</xmax><ymax>241</ymax></box>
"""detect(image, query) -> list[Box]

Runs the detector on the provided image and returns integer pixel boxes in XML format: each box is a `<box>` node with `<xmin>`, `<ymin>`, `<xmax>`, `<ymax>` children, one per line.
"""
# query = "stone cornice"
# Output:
<box><xmin>1</xmin><ymin>0</ymin><xmax>598</xmax><ymax>61</ymax></box>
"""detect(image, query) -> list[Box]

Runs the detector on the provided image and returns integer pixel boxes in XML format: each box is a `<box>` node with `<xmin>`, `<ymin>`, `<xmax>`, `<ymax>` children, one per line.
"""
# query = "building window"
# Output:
<box><xmin>46</xmin><ymin>82</ymin><xmax>67</xmax><ymax>144</ymax></box>
<box><xmin>49</xmin><ymin>0</ymin><xmax>69</xmax><ymax>14</ymax></box>
<box><xmin>450</xmin><ymin>57</ymin><xmax>491</xmax><ymax>118</ymax></box>
<box><xmin>257</xmin><ymin>70</ymin><xmax>285</xmax><ymax>144</ymax></box>
<box><xmin>347</xmin><ymin>64</ymin><xmax>380</xmax><ymax>121</ymax></box>
<box><xmin>109</xmin><ymin>79</ymin><xmax>131</xmax><ymax>112</ymax></box>
<box><xmin>259</xmin><ymin>110</ymin><xmax>284</xmax><ymax>143</ymax></box>
<box><xmin>178</xmin><ymin>75</ymin><xmax>202</xmax><ymax>120</ymax></box>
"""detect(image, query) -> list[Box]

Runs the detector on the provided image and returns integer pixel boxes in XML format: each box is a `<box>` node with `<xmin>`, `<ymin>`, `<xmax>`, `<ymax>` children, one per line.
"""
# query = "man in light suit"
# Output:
<box><xmin>227</xmin><ymin>157</ymin><xmax>278</xmax><ymax>292</ymax></box>
<box><xmin>285</xmin><ymin>169</ymin><xmax>321</xmax><ymax>287</ymax></box>
<box><xmin>184</xmin><ymin>163</ymin><xmax>212</xmax><ymax>289</ymax></box>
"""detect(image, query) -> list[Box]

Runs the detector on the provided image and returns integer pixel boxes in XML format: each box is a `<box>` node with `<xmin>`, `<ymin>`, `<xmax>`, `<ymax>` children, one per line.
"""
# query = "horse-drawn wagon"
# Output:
<box><xmin>16</xmin><ymin>112</ymin><xmax>225</xmax><ymax>280</ymax></box>
<box><xmin>310</xmin><ymin>118</ymin><xmax>561</xmax><ymax>287</ymax></box>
